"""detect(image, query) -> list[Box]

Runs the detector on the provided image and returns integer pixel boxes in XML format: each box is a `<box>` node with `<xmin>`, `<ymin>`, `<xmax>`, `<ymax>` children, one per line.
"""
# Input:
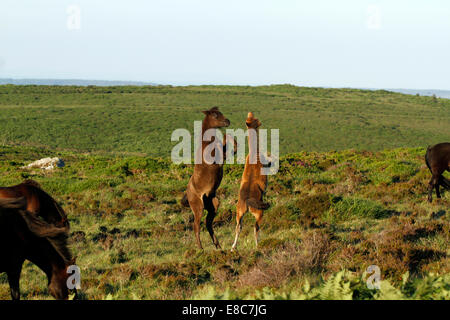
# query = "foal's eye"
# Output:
<box><xmin>212</xmin><ymin>113</ymin><xmax>218</xmax><ymax>119</ymax></box>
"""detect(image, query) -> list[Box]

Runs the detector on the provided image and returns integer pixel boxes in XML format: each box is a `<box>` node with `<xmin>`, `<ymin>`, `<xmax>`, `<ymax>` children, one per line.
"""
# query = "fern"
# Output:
<box><xmin>189</xmin><ymin>271</ymin><xmax>449</xmax><ymax>300</ymax></box>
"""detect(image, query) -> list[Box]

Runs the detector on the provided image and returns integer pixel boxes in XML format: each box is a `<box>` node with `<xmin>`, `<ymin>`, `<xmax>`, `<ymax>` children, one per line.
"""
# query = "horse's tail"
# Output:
<box><xmin>18</xmin><ymin>209</ymin><xmax>68</xmax><ymax>239</ymax></box>
<box><xmin>439</xmin><ymin>176</ymin><xmax>450</xmax><ymax>190</ymax></box>
<box><xmin>0</xmin><ymin>197</ymin><xmax>27</xmax><ymax>210</ymax></box>
<box><xmin>181</xmin><ymin>193</ymin><xmax>190</xmax><ymax>207</ymax></box>
<box><xmin>425</xmin><ymin>145</ymin><xmax>432</xmax><ymax>172</ymax></box>
<box><xmin>247</xmin><ymin>198</ymin><xmax>270</xmax><ymax>210</ymax></box>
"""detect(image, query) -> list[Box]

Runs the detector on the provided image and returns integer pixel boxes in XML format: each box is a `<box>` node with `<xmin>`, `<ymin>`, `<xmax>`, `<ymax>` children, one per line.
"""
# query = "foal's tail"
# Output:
<box><xmin>247</xmin><ymin>198</ymin><xmax>270</xmax><ymax>210</ymax></box>
<box><xmin>181</xmin><ymin>193</ymin><xmax>190</xmax><ymax>207</ymax></box>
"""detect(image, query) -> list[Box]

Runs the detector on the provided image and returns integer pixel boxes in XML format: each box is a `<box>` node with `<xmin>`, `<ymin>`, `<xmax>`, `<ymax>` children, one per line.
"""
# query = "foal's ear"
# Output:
<box><xmin>70</xmin><ymin>256</ymin><xmax>77</xmax><ymax>265</ymax></box>
<box><xmin>202</xmin><ymin>106</ymin><xmax>219</xmax><ymax>115</ymax></box>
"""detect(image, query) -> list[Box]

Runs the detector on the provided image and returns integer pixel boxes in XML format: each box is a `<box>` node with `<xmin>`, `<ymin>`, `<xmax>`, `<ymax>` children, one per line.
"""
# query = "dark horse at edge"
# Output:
<box><xmin>425</xmin><ymin>142</ymin><xmax>450</xmax><ymax>202</ymax></box>
<box><xmin>0</xmin><ymin>179</ymin><xmax>69</xmax><ymax>229</ymax></box>
<box><xmin>0</xmin><ymin>196</ymin><xmax>76</xmax><ymax>300</ymax></box>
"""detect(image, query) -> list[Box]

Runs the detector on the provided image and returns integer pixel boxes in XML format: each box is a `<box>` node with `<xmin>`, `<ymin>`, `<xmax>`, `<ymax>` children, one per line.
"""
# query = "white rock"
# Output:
<box><xmin>24</xmin><ymin>157</ymin><xmax>65</xmax><ymax>170</ymax></box>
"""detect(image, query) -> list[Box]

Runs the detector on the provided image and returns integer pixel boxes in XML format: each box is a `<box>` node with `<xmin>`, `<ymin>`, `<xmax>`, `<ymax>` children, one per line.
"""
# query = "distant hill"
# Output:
<box><xmin>0</xmin><ymin>84</ymin><xmax>448</xmax><ymax>156</ymax></box>
<box><xmin>0</xmin><ymin>78</ymin><xmax>157</xmax><ymax>86</ymax></box>
<box><xmin>386</xmin><ymin>88</ymin><xmax>450</xmax><ymax>99</ymax></box>
<box><xmin>2</xmin><ymin>79</ymin><xmax>448</xmax><ymax>98</ymax></box>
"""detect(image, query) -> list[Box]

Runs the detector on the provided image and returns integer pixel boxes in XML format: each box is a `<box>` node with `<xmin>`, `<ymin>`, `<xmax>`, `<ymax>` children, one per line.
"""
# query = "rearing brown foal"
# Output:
<box><xmin>231</xmin><ymin>112</ymin><xmax>270</xmax><ymax>252</ymax></box>
<box><xmin>181</xmin><ymin>107</ymin><xmax>234</xmax><ymax>249</ymax></box>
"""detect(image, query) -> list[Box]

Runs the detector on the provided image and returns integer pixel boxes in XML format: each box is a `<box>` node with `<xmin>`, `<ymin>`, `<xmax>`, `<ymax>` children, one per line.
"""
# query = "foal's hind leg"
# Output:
<box><xmin>204</xmin><ymin>196</ymin><xmax>221</xmax><ymax>249</ymax></box>
<box><xmin>188</xmin><ymin>194</ymin><xmax>204</xmax><ymax>249</ymax></box>
<box><xmin>7</xmin><ymin>262</ymin><xmax>23</xmax><ymax>300</ymax></box>
<box><xmin>231</xmin><ymin>199</ymin><xmax>247</xmax><ymax>252</ymax></box>
<box><xmin>249</xmin><ymin>207</ymin><xmax>263</xmax><ymax>248</ymax></box>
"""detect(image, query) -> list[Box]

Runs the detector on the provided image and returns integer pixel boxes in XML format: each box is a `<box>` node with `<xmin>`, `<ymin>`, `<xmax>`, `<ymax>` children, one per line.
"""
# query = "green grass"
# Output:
<box><xmin>0</xmin><ymin>145</ymin><xmax>448</xmax><ymax>300</ymax></box>
<box><xmin>0</xmin><ymin>85</ymin><xmax>448</xmax><ymax>155</ymax></box>
<box><xmin>0</xmin><ymin>85</ymin><xmax>448</xmax><ymax>299</ymax></box>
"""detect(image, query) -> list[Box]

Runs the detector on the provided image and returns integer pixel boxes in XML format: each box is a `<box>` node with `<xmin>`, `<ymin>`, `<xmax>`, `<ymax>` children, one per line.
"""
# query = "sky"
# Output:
<box><xmin>0</xmin><ymin>0</ymin><xmax>449</xmax><ymax>89</ymax></box>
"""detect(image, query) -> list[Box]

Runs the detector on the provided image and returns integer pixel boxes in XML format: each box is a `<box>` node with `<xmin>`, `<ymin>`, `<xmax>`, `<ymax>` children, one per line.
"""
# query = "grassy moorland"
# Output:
<box><xmin>0</xmin><ymin>145</ymin><xmax>448</xmax><ymax>300</ymax></box>
<box><xmin>0</xmin><ymin>85</ymin><xmax>449</xmax><ymax>155</ymax></box>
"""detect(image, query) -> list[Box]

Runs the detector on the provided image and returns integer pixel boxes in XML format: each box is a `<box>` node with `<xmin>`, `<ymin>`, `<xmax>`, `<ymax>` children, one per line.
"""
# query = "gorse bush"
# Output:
<box><xmin>327</xmin><ymin>197</ymin><xmax>392</xmax><ymax>221</ymax></box>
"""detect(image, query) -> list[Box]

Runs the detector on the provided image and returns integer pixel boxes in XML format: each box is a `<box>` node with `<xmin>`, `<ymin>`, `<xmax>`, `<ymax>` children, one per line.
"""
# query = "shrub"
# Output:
<box><xmin>326</xmin><ymin>197</ymin><xmax>392</xmax><ymax>221</ymax></box>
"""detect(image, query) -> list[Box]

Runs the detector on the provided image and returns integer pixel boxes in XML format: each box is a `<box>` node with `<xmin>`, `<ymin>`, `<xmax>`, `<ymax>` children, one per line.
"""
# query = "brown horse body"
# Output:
<box><xmin>0</xmin><ymin>197</ymin><xmax>75</xmax><ymax>300</ymax></box>
<box><xmin>0</xmin><ymin>180</ymin><xmax>69</xmax><ymax>228</ymax></box>
<box><xmin>425</xmin><ymin>142</ymin><xmax>450</xmax><ymax>202</ymax></box>
<box><xmin>231</xmin><ymin>112</ymin><xmax>270</xmax><ymax>251</ymax></box>
<box><xmin>181</xmin><ymin>107</ymin><xmax>231</xmax><ymax>249</ymax></box>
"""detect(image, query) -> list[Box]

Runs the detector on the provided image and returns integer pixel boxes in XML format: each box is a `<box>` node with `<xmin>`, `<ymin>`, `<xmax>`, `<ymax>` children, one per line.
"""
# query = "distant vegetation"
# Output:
<box><xmin>0</xmin><ymin>78</ymin><xmax>156</xmax><ymax>86</ymax></box>
<box><xmin>0</xmin><ymin>146</ymin><xmax>447</xmax><ymax>299</ymax></box>
<box><xmin>0</xmin><ymin>85</ymin><xmax>448</xmax><ymax>156</ymax></box>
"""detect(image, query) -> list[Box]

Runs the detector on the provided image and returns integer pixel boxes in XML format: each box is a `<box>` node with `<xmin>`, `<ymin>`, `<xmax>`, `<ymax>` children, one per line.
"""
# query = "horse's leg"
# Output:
<box><xmin>188</xmin><ymin>194</ymin><xmax>204</xmax><ymax>249</ymax></box>
<box><xmin>7</xmin><ymin>262</ymin><xmax>23</xmax><ymax>300</ymax></box>
<box><xmin>428</xmin><ymin>174</ymin><xmax>438</xmax><ymax>202</ymax></box>
<box><xmin>435</xmin><ymin>175</ymin><xmax>442</xmax><ymax>199</ymax></box>
<box><xmin>249</xmin><ymin>206</ymin><xmax>263</xmax><ymax>248</ymax></box>
<box><xmin>231</xmin><ymin>199</ymin><xmax>247</xmax><ymax>252</ymax></box>
<box><xmin>205</xmin><ymin>196</ymin><xmax>221</xmax><ymax>249</ymax></box>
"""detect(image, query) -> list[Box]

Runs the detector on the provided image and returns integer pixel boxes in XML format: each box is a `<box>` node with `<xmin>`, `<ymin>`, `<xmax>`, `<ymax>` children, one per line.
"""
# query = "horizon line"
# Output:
<box><xmin>1</xmin><ymin>77</ymin><xmax>450</xmax><ymax>93</ymax></box>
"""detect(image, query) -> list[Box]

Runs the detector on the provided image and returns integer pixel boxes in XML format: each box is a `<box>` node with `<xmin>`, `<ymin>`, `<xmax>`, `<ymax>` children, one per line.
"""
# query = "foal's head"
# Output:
<box><xmin>202</xmin><ymin>107</ymin><xmax>230</xmax><ymax>128</ymax></box>
<box><xmin>245</xmin><ymin>112</ymin><xmax>262</xmax><ymax>129</ymax></box>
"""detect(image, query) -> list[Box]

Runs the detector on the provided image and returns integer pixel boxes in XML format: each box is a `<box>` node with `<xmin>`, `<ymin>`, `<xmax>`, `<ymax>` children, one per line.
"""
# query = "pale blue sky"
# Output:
<box><xmin>1</xmin><ymin>0</ymin><xmax>449</xmax><ymax>89</ymax></box>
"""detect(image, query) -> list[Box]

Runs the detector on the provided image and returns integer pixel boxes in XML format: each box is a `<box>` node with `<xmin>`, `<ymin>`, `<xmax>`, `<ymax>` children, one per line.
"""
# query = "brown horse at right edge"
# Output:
<box><xmin>425</xmin><ymin>142</ymin><xmax>450</xmax><ymax>202</ymax></box>
<box><xmin>181</xmin><ymin>107</ymin><xmax>236</xmax><ymax>249</ymax></box>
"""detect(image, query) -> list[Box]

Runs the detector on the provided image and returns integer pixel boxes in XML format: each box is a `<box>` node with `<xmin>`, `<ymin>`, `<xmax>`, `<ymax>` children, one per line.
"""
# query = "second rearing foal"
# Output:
<box><xmin>231</xmin><ymin>112</ymin><xmax>270</xmax><ymax>252</ymax></box>
<box><xmin>181</xmin><ymin>107</ymin><xmax>232</xmax><ymax>249</ymax></box>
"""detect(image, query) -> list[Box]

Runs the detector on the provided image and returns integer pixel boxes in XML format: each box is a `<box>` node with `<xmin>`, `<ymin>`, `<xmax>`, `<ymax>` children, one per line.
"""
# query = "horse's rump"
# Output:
<box><xmin>22</xmin><ymin>179</ymin><xmax>42</xmax><ymax>189</ymax></box>
<box><xmin>0</xmin><ymin>180</ymin><xmax>69</xmax><ymax>228</ymax></box>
